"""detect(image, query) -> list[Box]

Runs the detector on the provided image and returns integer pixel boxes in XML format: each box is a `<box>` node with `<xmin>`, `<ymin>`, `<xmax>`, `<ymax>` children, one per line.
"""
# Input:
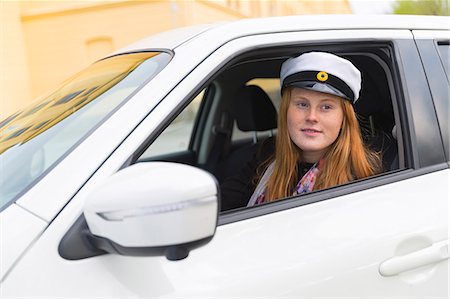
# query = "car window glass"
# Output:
<box><xmin>0</xmin><ymin>52</ymin><xmax>171</xmax><ymax>211</ymax></box>
<box><xmin>231</xmin><ymin>78</ymin><xmax>280</xmax><ymax>142</ymax></box>
<box><xmin>437</xmin><ymin>42</ymin><xmax>450</xmax><ymax>84</ymax></box>
<box><xmin>139</xmin><ymin>89</ymin><xmax>204</xmax><ymax>159</ymax></box>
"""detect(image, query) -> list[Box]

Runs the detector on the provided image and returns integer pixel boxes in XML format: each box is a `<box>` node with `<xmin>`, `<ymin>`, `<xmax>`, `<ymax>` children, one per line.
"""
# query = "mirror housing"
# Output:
<box><xmin>82</xmin><ymin>162</ymin><xmax>219</xmax><ymax>260</ymax></box>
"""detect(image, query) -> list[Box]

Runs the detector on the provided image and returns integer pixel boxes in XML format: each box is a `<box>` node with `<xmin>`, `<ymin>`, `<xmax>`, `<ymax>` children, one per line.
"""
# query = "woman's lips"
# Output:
<box><xmin>301</xmin><ymin>128</ymin><xmax>322</xmax><ymax>136</ymax></box>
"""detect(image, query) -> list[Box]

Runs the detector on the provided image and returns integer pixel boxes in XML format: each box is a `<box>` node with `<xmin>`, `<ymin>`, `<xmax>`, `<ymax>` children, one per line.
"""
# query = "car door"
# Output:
<box><xmin>2</xmin><ymin>29</ymin><xmax>448</xmax><ymax>298</ymax></box>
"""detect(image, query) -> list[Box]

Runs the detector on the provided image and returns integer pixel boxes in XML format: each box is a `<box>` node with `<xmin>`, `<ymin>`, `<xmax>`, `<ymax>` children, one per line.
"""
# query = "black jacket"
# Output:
<box><xmin>220</xmin><ymin>138</ymin><xmax>274</xmax><ymax>211</ymax></box>
<box><xmin>220</xmin><ymin>138</ymin><xmax>314</xmax><ymax>211</ymax></box>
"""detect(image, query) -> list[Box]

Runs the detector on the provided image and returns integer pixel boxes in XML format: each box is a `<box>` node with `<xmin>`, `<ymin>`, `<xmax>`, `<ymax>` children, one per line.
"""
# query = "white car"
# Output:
<box><xmin>1</xmin><ymin>15</ymin><xmax>449</xmax><ymax>298</ymax></box>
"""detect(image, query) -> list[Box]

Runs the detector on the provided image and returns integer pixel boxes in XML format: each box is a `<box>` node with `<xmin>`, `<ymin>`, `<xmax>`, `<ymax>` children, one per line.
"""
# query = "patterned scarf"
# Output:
<box><xmin>247</xmin><ymin>159</ymin><xmax>323</xmax><ymax>207</ymax></box>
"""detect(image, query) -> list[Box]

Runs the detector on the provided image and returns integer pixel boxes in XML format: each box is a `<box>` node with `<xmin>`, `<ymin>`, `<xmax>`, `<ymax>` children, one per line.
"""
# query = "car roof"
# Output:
<box><xmin>113</xmin><ymin>14</ymin><xmax>449</xmax><ymax>55</ymax></box>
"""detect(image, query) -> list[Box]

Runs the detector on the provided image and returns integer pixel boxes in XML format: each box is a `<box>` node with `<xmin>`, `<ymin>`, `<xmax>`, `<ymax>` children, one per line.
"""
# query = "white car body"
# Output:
<box><xmin>1</xmin><ymin>15</ymin><xmax>449</xmax><ymax>298</ymax></box>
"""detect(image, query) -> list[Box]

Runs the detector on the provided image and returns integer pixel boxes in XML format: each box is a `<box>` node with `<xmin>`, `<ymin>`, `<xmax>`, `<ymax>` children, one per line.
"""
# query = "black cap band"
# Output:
<box><xmin>282</xmin><ymin>71</ymin><xmax>355</xmax><ymax>102</ymax></box>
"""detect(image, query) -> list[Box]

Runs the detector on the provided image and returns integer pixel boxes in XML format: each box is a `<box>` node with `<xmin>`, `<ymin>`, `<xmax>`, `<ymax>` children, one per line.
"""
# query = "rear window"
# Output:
<box><xmin>437</xmin><ymin>41</ymin><xmax>450</xmax><ymax>83</ymax></box>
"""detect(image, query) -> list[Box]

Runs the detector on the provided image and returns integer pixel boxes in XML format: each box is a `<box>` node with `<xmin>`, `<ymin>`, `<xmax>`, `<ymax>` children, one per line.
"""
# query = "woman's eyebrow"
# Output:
<box><xmin>319</xmin><ymin>97</ymin><xmax>340</xmax><ymax>103</ymax></box>
<box><xmin>291</xmin><ymin>95</ymin><xmax>309</xmax><ymax>101</ymax></box>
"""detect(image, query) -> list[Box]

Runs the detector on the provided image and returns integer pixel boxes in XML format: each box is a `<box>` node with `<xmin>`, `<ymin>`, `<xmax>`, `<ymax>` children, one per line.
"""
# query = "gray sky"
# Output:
<box><xmin>349</xmin><ymin>0</ymin><xmax>396</xmax><ymax>14</ymax></box>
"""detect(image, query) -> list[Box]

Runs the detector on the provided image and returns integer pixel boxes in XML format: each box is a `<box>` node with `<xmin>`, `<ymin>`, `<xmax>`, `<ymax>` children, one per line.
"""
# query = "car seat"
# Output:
<box><xmin>352</xmin><ymin>56</ymin><xmax>398</xmax><ymax>171</ymax></box>
<box><xmin>215</xmin><ymin>85</ymin><xmax>277</xmax><ymax>182</ymax></box>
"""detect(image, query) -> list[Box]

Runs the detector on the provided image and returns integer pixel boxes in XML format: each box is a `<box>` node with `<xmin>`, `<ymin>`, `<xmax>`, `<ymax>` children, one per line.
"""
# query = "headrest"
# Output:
<box><xmin>232</xmin><ymin>85</ymin><xmax>277</xmax><ymax>132</ymax></box>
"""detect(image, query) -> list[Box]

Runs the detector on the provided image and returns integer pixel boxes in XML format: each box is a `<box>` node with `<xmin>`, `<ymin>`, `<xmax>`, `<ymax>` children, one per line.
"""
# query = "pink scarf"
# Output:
<box><xmin>247</xmin><ymin>159</ymin><xmax>323</xmax><ymax>207</ymax></box>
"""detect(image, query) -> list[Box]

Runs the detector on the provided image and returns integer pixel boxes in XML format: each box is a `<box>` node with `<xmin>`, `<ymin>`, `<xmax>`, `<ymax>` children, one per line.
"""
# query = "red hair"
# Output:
<box><xmin>264</xmin><ymin>87</ymin><xmax>381</xmax><ymax>201</ymax></box>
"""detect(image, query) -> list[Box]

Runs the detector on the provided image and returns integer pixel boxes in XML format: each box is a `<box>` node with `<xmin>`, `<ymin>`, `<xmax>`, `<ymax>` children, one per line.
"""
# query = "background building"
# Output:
<box><xmin>1</xmin><ymin>0</ymin><xmax>351</xmax><ymax>119</ymax></box>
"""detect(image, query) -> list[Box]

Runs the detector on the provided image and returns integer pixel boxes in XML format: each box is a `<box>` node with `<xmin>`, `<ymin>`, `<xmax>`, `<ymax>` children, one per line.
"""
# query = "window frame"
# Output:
<box><xmin>217</xmin><ymin>44</ymin><xmax>443</xmax><ymax>222</ymax></box>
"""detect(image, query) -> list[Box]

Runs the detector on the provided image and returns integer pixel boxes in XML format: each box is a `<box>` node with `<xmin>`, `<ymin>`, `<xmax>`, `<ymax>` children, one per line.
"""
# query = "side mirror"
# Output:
<box><xmin>81</xmin><ymin>162</ymin><xmax>219</xmax><ymax>261</ymax></box>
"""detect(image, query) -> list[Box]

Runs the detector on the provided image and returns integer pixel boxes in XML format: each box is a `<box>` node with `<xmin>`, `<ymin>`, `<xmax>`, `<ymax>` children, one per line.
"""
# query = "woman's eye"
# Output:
<box><xmin>297</xmin><ymin>102</ymin><xmax>308</xmax><ymax>108</ymax></box>
<box><xmin>321</xmin><ymin>104</ymin><xmax>333</xmax><ymax>110</ymax></box>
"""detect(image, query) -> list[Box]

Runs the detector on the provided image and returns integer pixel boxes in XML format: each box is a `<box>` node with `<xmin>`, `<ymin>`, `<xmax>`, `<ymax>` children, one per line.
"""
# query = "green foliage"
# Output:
<box><xmin>392</xmin><ymin>0</ymin><xmax>450</xmax><ymax>16</ymax></box>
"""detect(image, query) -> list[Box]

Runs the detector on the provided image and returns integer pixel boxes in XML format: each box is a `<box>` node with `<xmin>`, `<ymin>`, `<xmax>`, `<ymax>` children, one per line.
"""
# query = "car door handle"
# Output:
<box><xmin>379</xmin><ymin>239</ymin><xmax>450</xmax><ymax>277</ymax></box>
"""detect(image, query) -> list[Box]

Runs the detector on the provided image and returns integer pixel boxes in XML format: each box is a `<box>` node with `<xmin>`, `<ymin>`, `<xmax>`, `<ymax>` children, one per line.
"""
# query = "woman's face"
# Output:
<box><xmin>287</xmin><ymin>87</ymin><xmax>344</xmax><ymax>163</ymax></box>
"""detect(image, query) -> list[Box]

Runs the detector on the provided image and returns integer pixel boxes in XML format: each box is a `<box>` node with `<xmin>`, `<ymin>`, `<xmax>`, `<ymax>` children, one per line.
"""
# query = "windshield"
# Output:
<box><xmin>0</xmin><ymin>52</ymin><xmax>171</xmax><ymax>211</ymax></box>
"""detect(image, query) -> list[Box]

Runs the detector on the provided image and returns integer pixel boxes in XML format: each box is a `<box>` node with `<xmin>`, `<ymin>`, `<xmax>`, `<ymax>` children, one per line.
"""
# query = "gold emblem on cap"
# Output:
<box><xmin>317</xmin><ymin>71</ymin><xmax>328</xmax><ymax>82</ymax></box>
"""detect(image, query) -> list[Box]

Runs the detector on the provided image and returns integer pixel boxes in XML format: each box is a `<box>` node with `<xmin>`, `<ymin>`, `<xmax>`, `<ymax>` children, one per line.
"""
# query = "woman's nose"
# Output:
<box><xmin>305</xmin><ymin>108</ymin><xmax>318</xmax><ymax>122</ymax></box>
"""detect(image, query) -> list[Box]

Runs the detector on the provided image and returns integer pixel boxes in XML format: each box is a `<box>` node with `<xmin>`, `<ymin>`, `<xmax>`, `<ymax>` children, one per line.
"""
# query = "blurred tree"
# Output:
<box><xmin>393</xmin><ymin>0</ymin><xmax>449</xmax><ymax>15</ymax></box>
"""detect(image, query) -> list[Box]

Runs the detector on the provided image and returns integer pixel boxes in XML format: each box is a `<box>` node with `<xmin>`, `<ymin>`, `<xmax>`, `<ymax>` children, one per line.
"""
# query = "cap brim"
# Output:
<box><xmin>287</xmin><ymin>81</ymin><xmax>350</xmax><ymax>101</ymax></box>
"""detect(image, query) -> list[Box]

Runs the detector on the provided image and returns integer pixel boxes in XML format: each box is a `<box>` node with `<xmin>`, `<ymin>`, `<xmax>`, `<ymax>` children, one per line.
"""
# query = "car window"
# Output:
<box><xmin>139</xmin><ymin>89</ymin><xmax>204</xmax><ymax>159</ymax></box>
<box><xmin>437</xmin><ymin>41</ymin><xmax>450</xmax><ymax>84</ymax></box>
<box><xmin>0</xmin><ymin>52</ymin><xmax>171</xmax><ymax>211</ymax></box>
<box><xmin>222</xmin><ymin>49</ymin><xmax>398</xmax><ymax>212</ymax></box>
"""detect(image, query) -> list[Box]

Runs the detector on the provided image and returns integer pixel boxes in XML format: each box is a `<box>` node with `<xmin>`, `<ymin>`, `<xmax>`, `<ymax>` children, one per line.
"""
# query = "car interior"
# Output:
<box><xmin>135</xmin><ymin>43</ymin><xmax>402</xmax><ymax>211</ymax></box>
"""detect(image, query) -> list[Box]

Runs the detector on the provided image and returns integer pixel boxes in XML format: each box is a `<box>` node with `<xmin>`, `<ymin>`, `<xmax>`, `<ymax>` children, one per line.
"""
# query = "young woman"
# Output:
<box><xmin>221</xmin><ymin>52</ymin><xmax>382</xmax><ymax>210</ymax></box>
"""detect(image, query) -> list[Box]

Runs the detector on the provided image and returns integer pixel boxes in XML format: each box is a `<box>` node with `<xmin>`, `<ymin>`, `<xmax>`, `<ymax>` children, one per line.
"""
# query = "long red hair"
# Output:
<box><xmin>264</xmin><ymin>87</ymin><xmax>381</xmax><ymax>201</ymax></box>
